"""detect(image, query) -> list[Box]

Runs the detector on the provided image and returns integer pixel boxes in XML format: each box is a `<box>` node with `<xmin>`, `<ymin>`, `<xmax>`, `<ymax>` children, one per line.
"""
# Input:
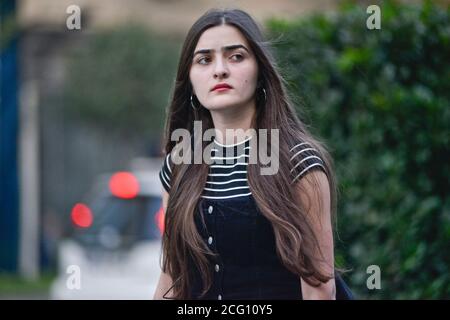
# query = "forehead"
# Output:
<box><xmin>194</xmin><ymin>24</ymin><xmax>250</xmax><ymax>51</ymax></box>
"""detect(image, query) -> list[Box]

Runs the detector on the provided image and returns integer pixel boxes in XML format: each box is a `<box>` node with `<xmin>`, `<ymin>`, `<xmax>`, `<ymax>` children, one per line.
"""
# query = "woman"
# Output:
<box><xmin>153</xmin><ymin>8</ymin><xmax>349</xmax><ymax>300</ymax></box>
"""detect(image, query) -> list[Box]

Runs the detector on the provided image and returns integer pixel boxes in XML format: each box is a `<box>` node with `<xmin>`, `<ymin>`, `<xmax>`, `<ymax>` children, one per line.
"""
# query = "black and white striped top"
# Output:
<box><xmin>159</xmin><ymin>136</ymin><xmax>326</xmax><ymax>200</ymax></box>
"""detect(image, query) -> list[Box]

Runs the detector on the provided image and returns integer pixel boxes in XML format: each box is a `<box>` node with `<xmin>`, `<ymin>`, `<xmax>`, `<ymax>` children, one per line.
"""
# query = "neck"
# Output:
<box><xmin>210</xmin><ymin>100</ymin><xmax>256</xmax><ymax>145</ymax></box>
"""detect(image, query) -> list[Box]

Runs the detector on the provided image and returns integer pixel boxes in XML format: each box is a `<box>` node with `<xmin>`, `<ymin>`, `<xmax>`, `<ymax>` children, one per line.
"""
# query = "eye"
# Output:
<box><xmin>230</xmin><ymin>53</ymin><xmax>244</xmax><ymax>62</ymax></box>
<box><xmin>197</xmin><ymin>56</ymin><xmax>211</xmax><ymax>65</ymax></box>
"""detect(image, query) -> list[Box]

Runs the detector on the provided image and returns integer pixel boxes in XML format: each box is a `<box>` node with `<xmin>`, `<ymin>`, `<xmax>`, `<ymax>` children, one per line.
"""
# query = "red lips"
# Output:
<box><xmin>211</xmin><ymin>83</ymin><xmax>233</xmax><ymax>91</ymax></box>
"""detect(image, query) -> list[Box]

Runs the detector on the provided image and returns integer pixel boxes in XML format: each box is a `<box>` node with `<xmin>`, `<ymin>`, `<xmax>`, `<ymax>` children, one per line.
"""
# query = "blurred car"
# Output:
<box><xmin>50</xmin><ymin>158</ymin><xmax>165</xmax><ymax>299</ymax></box>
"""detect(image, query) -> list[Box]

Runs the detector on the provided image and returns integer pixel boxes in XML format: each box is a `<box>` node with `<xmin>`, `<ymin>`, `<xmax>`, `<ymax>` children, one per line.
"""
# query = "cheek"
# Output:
<box><xmin>241</xmin><ymin>75</ymin><xmax>258</xmax><ymax>92</ymax></box>
<box><xmin>238</xmin><ymin>66</ymin><xmax>258</xmax><ymax>90</ymax></box>
<box><xmin>189</xmin><ymin>69</ymin><xmax>205</xmax><ymax>93</ymax></box>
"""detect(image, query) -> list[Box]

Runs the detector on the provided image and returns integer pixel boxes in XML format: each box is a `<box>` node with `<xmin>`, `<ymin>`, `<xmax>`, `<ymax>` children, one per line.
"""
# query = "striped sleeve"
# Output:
<box><xmin>289</xmin><ymin>141</ymin><xmax>326</xmax><ymax>183</ymax></box>
<box><xmin>159</xmin><ymin>152</ymin><xmax>173</xmax><ymax>193</ymax></box>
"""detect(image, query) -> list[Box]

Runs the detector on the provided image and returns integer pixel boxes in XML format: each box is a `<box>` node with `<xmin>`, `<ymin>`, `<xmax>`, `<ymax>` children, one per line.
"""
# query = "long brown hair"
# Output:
<box><xmin>160</xmin><ymin>8</ymin><xmax>339</xmax><ymax>299</ymax></box>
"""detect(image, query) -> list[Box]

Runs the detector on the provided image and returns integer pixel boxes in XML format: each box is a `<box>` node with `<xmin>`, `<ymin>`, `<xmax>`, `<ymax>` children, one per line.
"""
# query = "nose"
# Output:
<box><xmin>213</xmin><ymin>57</ymin><xmax>229</xmax><ymax>79</ymax></box>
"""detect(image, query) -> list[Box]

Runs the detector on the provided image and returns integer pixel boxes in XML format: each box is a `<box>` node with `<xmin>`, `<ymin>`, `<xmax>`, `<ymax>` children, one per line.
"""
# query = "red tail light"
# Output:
<box><xmin>155</xmin><ymin>206</ymin><xmax>165</xmax><ymax>235</ymax></box>
<box><xmin>109</xmin><ymin>172</ymin><xmax>140</xmax><ymax>199</ymax></box>
<box><xmin>71</xmin><ymin>203</ymin><xmax>93</xmax><ymax>228</ymax></box>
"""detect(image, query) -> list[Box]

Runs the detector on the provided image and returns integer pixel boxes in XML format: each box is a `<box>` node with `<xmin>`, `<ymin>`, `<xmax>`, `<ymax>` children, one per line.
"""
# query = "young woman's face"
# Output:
<box><xmin>189</xmin><ymin>24</ymin><xmax>259</xmax><ymax>112</ymax></box>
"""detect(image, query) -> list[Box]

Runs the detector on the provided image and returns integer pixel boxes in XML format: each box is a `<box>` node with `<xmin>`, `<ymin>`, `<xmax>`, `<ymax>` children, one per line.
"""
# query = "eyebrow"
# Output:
<box><xmin>193</xmin><ymin>44</ymin><xmax>250</xmax><ymax>57</ymax></box>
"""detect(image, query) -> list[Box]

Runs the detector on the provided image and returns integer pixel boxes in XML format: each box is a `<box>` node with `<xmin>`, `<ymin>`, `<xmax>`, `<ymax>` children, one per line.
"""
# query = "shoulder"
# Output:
<box><xmin>289</xmin><ymin>139</ymin><xmax>327</xmax><ymax>184</ymax></box>
<box><xmin>159</xmin><ymin>152</ymin><xmax>173</xmax><ymax>193</ymax></box>
<box><xmin>289</xmin><ymin>140</ymin><xmax>331</xmax><ymax>218</ymax></box>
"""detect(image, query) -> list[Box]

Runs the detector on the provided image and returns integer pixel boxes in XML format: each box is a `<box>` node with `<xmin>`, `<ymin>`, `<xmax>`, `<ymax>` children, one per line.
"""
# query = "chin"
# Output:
<box><xmin>205</xmin><ymin>102</ymin><xmax>234</xmax><ymax>111</ymax></box>
<box><xmin>207</xmin><ymin>98</ymin><xmax>243</xmax><ymax>110</ymax></box>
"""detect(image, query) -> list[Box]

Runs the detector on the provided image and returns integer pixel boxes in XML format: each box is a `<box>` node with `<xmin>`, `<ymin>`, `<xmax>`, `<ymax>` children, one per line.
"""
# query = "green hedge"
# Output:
<box><xmin>267</xmin><ymin>1</ymin><xmax>450</xmax><ymax>299</ymax></box>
